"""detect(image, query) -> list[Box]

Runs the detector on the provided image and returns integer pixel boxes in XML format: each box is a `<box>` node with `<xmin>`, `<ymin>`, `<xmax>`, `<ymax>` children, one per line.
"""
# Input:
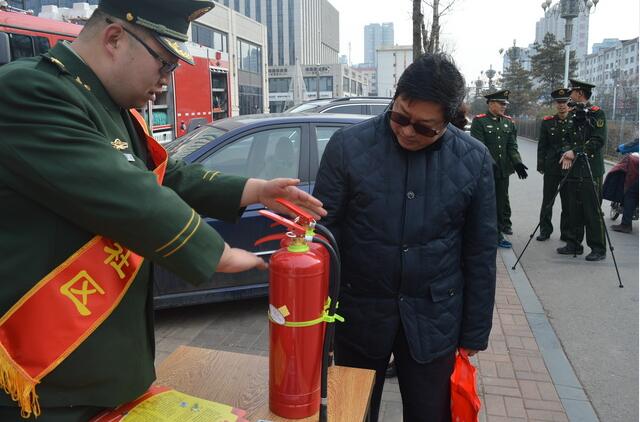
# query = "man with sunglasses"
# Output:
<box><xmin>314</xmin><ymin>54</ymin><xmax>497</xmax><ymax>422</ymax></box>
<box><xmin>0</xmin><ymin>0</ymin><xmax>325</xmax><ymax>420</ymax></box>
<box><xmin>471</xmin><ymin>90</ymin><xmax>528</xmax><ymax>248</ymax></box>
<box><xmin>536</xmin><ymin>89</ymin><xmax>573</xmax><ymax>241</ymax></box>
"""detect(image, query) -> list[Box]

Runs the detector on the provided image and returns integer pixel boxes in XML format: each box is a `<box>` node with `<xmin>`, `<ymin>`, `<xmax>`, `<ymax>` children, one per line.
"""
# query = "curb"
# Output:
<box><xmin>499</xmin><ymin>248</ymin><xmax>600</xmax><ymax>422</ymax></box>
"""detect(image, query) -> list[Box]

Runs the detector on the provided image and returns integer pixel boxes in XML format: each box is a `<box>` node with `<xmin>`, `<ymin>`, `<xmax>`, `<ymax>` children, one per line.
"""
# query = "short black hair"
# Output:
<box><xmin>394</xmin><ymin>53</ymin><xmax>466</xmax><ymax>123</ymax></box>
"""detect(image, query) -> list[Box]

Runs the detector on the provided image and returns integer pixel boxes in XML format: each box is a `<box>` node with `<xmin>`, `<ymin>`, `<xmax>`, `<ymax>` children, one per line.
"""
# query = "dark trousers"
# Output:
<box><xmin>621</xmin><ymin>180</ymin><xmax>639</xmax><ymax>225</ymax></box>
<box><xmin>563</xmin><ymin>177</ymin><xmax>606</xmax><ymax>253</ymax></box>
<box><xmin>539</xmin><ymin>173</ymin><xmax>569</xmax><ymax>238</ymax></box>
<box><xmin>495</xmin><ymin>177</ymin><xmax>510</xmax><ymax>241</ymax></box>
<box><xmin>502</xmin><ymin>195</ymin><xmax>512</xmax><ymax>231</ymax></box>
<box><xmin>334</xmin><ymin>324</ymin><xmax>455</xmax><ymax>422</ymax></box>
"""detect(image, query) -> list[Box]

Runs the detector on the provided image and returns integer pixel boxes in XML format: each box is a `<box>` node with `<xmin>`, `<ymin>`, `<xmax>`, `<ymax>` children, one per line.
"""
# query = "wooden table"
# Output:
<box><xmin>156</xmin><ymin>346</ymin><xmax>375</xmax><ymax>422</ymax></box>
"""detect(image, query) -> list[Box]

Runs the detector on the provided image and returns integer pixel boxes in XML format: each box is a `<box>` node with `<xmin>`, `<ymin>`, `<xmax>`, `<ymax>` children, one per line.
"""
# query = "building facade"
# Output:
<box><xmin>502</xmin><ymin>45</ymin><xmax>534</xmax><ymax>73</ymax></box>
<box><xmin>363</xmin><ymin>22</ymin><xmax>393</xmax><ymax>66</ymax></box>
<box><xmin>376</xmin><ymin>45</ymin><xmax>412</xmax><ymax>98</ymax></box>
<box><xmin>535</xmin><ymin>2</ymin><xmax>589</xmax><ymax>60</ymax></box>
<box><xmin>577</xmin><ymin>37</ymin><xmax>639</xmax><ymax>119</ymax></box>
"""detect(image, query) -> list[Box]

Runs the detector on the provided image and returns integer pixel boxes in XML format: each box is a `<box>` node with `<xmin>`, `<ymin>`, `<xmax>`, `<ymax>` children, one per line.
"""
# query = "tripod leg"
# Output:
<box><xmin>579</xmin><ymin>153</ymin><xmax>624</xmax><ymax>288</ymax></box>
<box><xmin>513</xmin><ymin>171</ymin><xmax>573</xmax><ymax>270</ymax></box>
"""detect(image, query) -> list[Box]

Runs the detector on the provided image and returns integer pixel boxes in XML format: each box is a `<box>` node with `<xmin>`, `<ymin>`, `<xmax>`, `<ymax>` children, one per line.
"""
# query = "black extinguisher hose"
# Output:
<box><xmin>312</xmin><ymin>236</ymin><xmax>340</xmax><ymax>422</ymax></box>
<box><xmin>314</xmin><ymin>223</ymin><xmax>340</xmax><ymax>258</ymax></box>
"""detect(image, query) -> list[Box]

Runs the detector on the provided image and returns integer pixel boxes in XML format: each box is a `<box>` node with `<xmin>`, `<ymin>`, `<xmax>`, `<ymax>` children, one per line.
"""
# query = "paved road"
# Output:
<box><xmin>508</xmin><ymin>137</ymin><xmax>638</xmax><ymax>422</ymax></box>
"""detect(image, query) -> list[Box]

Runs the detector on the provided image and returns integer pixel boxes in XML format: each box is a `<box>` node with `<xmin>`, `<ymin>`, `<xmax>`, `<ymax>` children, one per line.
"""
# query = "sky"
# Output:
<box><xmin>328</xmin><ymin>0</ymin><xmax>640</xmax><ymax>84</ymax></box>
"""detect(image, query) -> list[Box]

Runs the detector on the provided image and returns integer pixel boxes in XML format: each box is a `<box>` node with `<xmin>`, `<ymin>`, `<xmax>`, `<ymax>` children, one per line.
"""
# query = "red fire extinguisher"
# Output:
<box><xmin>255</xmin><ymin>199</ymin><xmax>342</xmax><ymax>420</ymax></box>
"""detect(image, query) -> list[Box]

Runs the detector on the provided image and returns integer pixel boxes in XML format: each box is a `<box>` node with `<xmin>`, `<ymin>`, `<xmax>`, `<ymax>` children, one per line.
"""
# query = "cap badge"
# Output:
<box><xmin>126</xmin><ymin>12</ymin><xmax>134</xmax><ymax>22</ymax></box>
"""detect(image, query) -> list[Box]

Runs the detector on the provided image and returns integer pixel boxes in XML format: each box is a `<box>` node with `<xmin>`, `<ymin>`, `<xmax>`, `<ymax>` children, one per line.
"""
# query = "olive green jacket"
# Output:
<box><xmin>537</xmin><ymin>114</ymin><xmax>571</xmax><ymax>176</ymax></box>
<box><xmin>470</xmin><ymin>112</ymin><xmax>523</xmax><ymax>178</ymax></box>
<box><xmin>561</xmin><ymin>106</ymin><xmax>607</xmax><ymax>177</ymax></box>
<box><xmin>0</xmin><ymin>43</ymin><xmax>246</xmax><ymax>408</ymax></box>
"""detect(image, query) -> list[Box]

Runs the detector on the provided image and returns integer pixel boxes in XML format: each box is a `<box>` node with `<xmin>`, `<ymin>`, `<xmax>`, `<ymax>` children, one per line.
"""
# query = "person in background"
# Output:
<box><xmin>314</xmin><ymin>53</ymin><xmax>496</xmax><ymax>422</ymax></box>
<box><xmin>471</xmin><ymin>90</ymin><xmax>528</xmax><ymax>248</ymax></box>
<box><xmin>536</xmin><ymin>88</ymin><xmax>572</xmax><ymax>241</ymax></box>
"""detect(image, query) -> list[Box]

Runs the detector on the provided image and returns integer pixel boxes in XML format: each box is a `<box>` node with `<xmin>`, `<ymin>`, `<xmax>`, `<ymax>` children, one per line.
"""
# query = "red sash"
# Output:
<box><xmin>0</xmin><ymin>110</ymin><xmax>166</xmax><ymax>418</ymax></box>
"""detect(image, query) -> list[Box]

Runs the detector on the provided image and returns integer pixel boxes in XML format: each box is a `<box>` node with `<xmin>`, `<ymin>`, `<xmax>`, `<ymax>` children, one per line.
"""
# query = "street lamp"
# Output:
<box><xmin>541</xmin><ymin>0</ymin><xmax>600</xmax><ymax>87</ymax></box>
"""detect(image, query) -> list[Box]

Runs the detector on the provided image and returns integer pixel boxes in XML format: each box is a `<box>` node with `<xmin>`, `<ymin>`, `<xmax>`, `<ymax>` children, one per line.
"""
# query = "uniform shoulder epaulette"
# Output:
<box><xmin>590</xmin><ymin>106</ymin><xmax>601</xmax><ymax>111</ymax></box>
<box><xmin>475</xmin><ymin>113</ymin><xmax>487</xmax><ymax>118</ymax></box>
<box><xmin>543</xmin><ymin>115</ymin><xmax>554</xmax><ymax>121</ymax></box>
<box><xmin>42</xmin><ymin>54</ymin><xmax>70</xmax><ymax>75</ymax></box>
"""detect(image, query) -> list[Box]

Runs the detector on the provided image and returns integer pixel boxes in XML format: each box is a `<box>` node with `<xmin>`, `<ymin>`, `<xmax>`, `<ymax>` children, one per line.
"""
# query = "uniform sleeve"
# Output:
<box><xmin>585</xmin><ymin>110</ymin><xmax>607</xmax><ymax>155</ymax></box>
<box><xmin>470</xmin><ymin>118</ymin><xmax>485</xmax><ymax>143</ymax></box>
<box><xmin>163</xmin><ymin>158</ymin><xmax>247</xmax><ymax>222</ymax></box>
<box><xmin>312</xmin><ymin>129</ymin><xmax>349</xmax><ymax>246</ymax></box>
<box><xmin>0</xmin><ymin>67</ymin><xmax>232</xmax><ymax>285</ymax></box>
<box><xmin>459</xmin><ymin>148</ymin><xmax>498</xmax><ymax>350</ymax></box>
<box><xmin>507</xmin><ymin>121</ymin><xmax>523</xmax><ymax>165</ymax></box>
<box><xmin>537</xmin><ymin>121</ymin><xmax>549</xmax><ymax>172</ymax></box>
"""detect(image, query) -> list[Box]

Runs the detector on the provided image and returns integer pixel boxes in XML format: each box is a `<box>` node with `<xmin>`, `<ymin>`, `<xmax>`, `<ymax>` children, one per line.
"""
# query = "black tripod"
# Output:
<box><xmin>512</xmin><ymin>151</ymin><xmax>624</xmax><ymax>288</ymax></box>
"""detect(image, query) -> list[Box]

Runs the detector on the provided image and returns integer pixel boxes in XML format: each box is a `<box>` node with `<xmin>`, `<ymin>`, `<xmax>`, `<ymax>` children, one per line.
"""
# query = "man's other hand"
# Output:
<box><xmin>559</xmin><ymin>150</ymin><xmax>575</xmax><ymax>170</ymax></box>
<box><xmin>257</xmin><ymin>178</ymin><xmax>327</xmax><ymax>220</ymax></box>
<box><xmin>514</xmin><ymin>163</ymin><xmax>528</xmax><ymax>179</ymax></box>
<box><xmin>217</xmin><ymin>243</ymin><xmax>268</xmax><ymax>273</ymax></box>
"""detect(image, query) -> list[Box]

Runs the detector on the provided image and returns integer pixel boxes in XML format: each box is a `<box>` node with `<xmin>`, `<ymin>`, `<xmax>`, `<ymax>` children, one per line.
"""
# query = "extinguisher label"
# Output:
<box><xmin>269</xmin><ymin>304</ymin><xmax>288</xmax><ymax>325</ymax></box>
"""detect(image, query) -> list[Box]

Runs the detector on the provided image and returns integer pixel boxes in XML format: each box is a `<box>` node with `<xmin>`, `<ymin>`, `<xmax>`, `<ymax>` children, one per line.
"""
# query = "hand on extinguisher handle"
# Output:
<box><xmin>216</xmin><ymin>243</ymin><xmax>268</xmax><ymax>273</ymax></box>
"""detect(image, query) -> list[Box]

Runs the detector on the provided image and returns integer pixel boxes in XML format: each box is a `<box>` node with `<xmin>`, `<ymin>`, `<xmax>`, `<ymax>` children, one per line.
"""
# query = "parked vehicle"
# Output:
<box><xmin>154</xmin><ymin>113</ymin><xmax>369</xmax><ymax>308</ymax></box>
<box><xmin>285</xmin><ymin>96</ymin><xmax>391</xmax><ymax>115</ymax></box>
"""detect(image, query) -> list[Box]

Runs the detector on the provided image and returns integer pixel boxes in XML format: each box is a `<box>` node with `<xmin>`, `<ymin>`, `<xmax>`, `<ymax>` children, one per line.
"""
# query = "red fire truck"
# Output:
<box><xmin>0</xmin><ymin>7</ymin><xmax>231</xmax><ymax>143</ymax></box>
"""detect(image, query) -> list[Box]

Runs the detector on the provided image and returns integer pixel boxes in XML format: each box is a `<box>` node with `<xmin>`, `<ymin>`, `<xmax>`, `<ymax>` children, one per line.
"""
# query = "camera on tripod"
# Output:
<box><xmin>567</xmin><ymin>101</ymin><xmax>591</xmax><ymax>124</ymax></box>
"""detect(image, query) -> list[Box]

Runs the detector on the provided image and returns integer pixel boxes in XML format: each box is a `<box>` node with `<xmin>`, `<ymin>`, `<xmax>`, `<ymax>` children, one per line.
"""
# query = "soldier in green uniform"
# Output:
<box><xmin>0</xmin><ymin>1</ymin><xmax>325</xmax><ymax>420</ymax></box>
<box><xmin>471</xmin><ymin>90</ymin><xmax>528</xmax><ymax>248</ymax></box>
<box><xmin>536</xmin><ymin>88</ymin><xmax>572</xmax><ymax>241</ymax></box>
<box><xmin>558</xmin><ymin>80</ymin><xmax>607</xmax><ymax>261</ymax></box>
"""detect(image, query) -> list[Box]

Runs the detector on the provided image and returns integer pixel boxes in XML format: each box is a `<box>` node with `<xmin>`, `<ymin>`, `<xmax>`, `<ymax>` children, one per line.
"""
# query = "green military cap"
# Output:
<box><xmin>97</xmin><ymin>0</ymin><xmax>214</xmax><ymax>65</ymax></box>
<box><xmin>484</xmin><ymin>89</ymin><xmax>510</xmax><ymax>104</ymax></box>
<box><xmin>551</xmin><ymin>88</ymin><xmax>570</xmax><ymax>101</ymax></box>
<box><xmin>568</xmin><ymin>79</ymin><xmax>596</xmax><ymax>93</ymax></box>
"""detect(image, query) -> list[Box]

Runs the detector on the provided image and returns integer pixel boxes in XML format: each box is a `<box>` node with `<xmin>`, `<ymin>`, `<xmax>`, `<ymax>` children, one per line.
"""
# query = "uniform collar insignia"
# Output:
<box><xmin>111</xmin><ymin>139</ymin><xmax>128</xmax><ymax>151</ymax></box>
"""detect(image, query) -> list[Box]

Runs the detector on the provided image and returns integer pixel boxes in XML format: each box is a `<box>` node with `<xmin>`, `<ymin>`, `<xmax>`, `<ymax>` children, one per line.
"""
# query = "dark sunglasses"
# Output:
<box><xmin>106</xmin><ymin>18</ymin><xmax>179</xmax><ymax>75</ymax></box>
<box><xmin>388</xmin><ymin>110</ymin><xmax>441</xmax><ymax>137</ymax></box>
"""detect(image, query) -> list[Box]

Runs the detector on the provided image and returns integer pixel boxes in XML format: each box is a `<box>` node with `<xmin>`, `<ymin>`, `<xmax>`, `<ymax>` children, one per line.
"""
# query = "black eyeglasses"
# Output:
<box><xmin>388</xmin><ymin>110</ymin><xmax>441</xmax><ymax>137</ymax></box>
<box><xmin>106</xmin><ymin>18</ymin><xmax>179</xmax><ymax>75</ymax></box>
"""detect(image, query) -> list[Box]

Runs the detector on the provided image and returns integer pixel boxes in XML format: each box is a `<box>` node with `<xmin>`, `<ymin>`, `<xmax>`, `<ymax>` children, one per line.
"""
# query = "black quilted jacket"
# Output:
<box><xmin>313</xmin><ymin>113</ymin><xmax>497</xmax><ymax>363</ymax></box>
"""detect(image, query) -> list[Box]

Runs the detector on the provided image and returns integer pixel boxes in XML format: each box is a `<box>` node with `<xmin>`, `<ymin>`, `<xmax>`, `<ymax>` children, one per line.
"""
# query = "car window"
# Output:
<box><xmin>200</xmin><ymin>127</ymin><xmax>301</xmax><ymax>180</ymax></box>
<box><xmin>165</xmin><ymin>126</ymin><xmax>227</xmax><ymax>160</ymax></box>
<box><xmin>315</xmin><ymin>126</ymin><xmax>342</xmax><ymax>160</ymax></box>
<box><xmin>322</xmin><ymin>104</ymin><xmax>363</xmax><ymax>114</ymax></box>
<box><xmin>8</xmin><ymin>33</ymin><xmax>33</xmax><ymax>59</ymax></box>
<box><xmin>33</xmin><ymin>36</ymin><xmax>50</xmax><ymax>55</ymax></box>
<box><xmin>369</xmin><ymin>104</ymin><xmax>388</xmax><ymax>115</ymax></box>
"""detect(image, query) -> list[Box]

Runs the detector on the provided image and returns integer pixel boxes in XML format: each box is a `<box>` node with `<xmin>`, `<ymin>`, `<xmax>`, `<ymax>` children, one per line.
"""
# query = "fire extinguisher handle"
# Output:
<box><xmin>258</xmin><ymin>209</ymin><xmax>306</xmax><ymax>235</ymax></box>
<box><xmin>275</xmin><ymin>198</ymin><xmax>315</xmax><ymax>225</ymax></box>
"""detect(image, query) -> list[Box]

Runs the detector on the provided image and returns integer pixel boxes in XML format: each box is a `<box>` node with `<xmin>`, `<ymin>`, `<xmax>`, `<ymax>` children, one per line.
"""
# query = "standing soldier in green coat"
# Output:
<box><xmin>536</xmin><ymin>88</ymin><xmax>572</xmax><ymax>241</ymax></box>
<box><xmin>0</xmin><ymin>1</ymin><xmax>325</xmax><ymax>420</ymax></box>
<box><xmin>558</xmin><ymin>80</ymin><xmax>607</xmax><ymax>261</ymax></box>
<box><xmin>471</xmin><ymin>90</ymin><xmax>528</xmax><ymax>248</ymax></box>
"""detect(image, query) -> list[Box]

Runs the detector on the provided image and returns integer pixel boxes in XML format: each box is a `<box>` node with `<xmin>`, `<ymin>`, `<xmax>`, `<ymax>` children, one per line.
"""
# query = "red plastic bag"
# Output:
<box><xmin>450</xmin><ymin>349</ymin><xmax>481</xmax><ymax>422</ymax></box>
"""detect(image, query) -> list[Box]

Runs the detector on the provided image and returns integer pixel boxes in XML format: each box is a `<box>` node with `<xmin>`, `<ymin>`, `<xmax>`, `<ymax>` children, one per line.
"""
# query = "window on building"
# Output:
<box><xmin>234</xmin><ymin>0</ymin><xmax>239</xmax><ymax>11</ymax></box>
<box><xmin>288</xmin><ymin>0</ymin><xmax>295</xmax><ymax>66</ymax></box>
<box><xmin>351</xmin><ymin>80</ymin><xmax>357</xmax><ymax>93</ymax></box>
<box><xmin>343</xmin><ymin>77</ymin><xmax>350</xmax><ymax>92</ymax></box>
<box><xmin>269</xmin><ymin>78</ymin><xmax>291</xmax><ymax>93</ymax></box>
<box><xmin>256</xmin><ymin>0</ymin><xmax>261</xmax><ymax>21</ymax></box>
<box><xmin>266</xmin><ymin>0</ymin><xmax>273</xmax><ymax>65</ymax></box>
<box><xmin>192</xmin><ymin>23</ymin><xmax>228</xmax><ymax>53</ymax></box>
<box><xmin>276</xmin><ymin>0</ymin><xmax>284</xmax><ymax>66</ymax></box>
<box><xmin>238</xmin><ymin>85</ymin><xmax>264</xmax><ymax>115</ymax></box>
<box><xmin>237</xmin><ymin>39</ymin><xmax>262</xmax><ymax>73</ymax></box>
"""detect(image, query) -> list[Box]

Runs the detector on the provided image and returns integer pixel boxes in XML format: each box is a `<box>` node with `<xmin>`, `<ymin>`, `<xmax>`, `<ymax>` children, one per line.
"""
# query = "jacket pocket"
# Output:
<box><xmin>430</xmin><ymin>274</ymin><xmax>463</xmax><ymax>302</ymax></box>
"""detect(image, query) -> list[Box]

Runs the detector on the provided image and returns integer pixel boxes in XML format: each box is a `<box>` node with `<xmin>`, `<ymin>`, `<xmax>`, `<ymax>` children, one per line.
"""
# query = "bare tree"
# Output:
<box><xmin>413</xmin><ymin>0</ymin><xmax>457</xmax><ymax>59</ymax></box>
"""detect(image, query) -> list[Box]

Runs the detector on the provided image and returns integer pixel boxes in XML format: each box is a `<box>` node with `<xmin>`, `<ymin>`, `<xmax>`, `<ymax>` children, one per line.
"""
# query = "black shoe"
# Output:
<box><xmin>585</xmin><ymin>251</ymin><xmax>606</xmax><ymax>261</ymax></box>
<box><xmin>557</xmin><ymin>245</ymin><xmax>584</xmax><ymax>255</ymax></box>
<box><xmin>611</xmin><ymin>224</ymin><xmax>632</xmax><ymax>233</ymax></box>
<box><xmin>502</xmin><ymin>227</ymin><xmax>513</xmax><ymax>235</ymax></box>
<box><xmin>536</xmin><ymin>233</ymin><xmax>550</xmax><ymax>241</ymax></box>
<box><xmin>385</xmin><ymin>360</ymin><xmax>397</xmax><ymax>378</ymax></box>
